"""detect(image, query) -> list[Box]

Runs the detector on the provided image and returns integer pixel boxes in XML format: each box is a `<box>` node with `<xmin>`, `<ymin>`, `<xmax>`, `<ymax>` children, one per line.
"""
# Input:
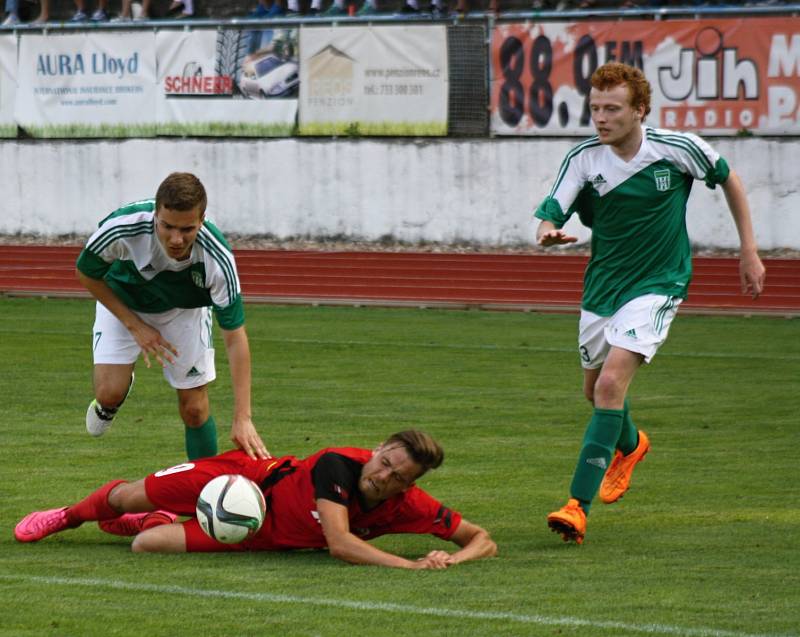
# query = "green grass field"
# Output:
<box><xmin>1</xmin><ymin>297</ymin><xmax>797</xmax><ymax>637</ymax></box>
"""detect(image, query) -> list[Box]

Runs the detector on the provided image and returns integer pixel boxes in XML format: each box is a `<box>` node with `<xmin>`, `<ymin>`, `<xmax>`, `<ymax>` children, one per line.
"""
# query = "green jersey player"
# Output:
<box><xmin>76</xmin><ymin>172</ymin><xmax>270</xmax><ymax>461</ymax></box>
<box><xmin>535</xmin><ymin>63</ymin><xmax>765</xmax><ymax>545</ymax></box>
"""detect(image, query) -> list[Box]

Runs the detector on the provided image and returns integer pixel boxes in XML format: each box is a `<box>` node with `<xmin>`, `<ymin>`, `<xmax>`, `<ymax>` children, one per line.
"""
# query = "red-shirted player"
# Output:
<box><xmin>15</xmin><ymin>430</ymin><xmax>496</xmax><ymax>569</ymax></box>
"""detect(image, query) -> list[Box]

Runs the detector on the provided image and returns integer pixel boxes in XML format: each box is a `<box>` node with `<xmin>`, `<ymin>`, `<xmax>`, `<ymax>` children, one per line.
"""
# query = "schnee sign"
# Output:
<box><xmin>36</xmin><ymin>52</ymin><xmax>140</xmax><ymax>79</ymax></box>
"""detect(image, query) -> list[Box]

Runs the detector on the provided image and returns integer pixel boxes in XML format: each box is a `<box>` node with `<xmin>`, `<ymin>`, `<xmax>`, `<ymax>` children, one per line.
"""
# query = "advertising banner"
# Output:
<box><xmin>15</xmin><ymin>32</ymin><xmax>157</xmax><ymax>137</ymax></box>
<box><xmin>299</xmin><ymin>25</ymin><xmax>448</xmax><ymax>136</ymax></box>
<box><xmin>157</xmin><ymin>27</ymin><xmax>298</xmax><ymax>136</ymax></box>
<box><xmin>0</xmin><ymin>35</ymin><xmax>16</xmax><ymax>137</ymax></box>
<box><xmin>490</xmin><ymin>18</ymin><xmax>800</xmax><ymax>136</ymax></box>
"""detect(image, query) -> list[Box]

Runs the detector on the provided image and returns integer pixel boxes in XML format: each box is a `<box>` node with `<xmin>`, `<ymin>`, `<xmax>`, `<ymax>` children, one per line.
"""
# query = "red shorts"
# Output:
<box><xmin>143</xmin><ymin>450</ymin><xmax>296</xmax><ymax>552</ymax></box>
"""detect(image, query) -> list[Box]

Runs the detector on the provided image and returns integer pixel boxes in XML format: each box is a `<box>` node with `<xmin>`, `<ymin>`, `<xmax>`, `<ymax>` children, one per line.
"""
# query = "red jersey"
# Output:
<box><xmin>144</xmin><ymin>447</ymin><xmax>462</xmax><ymax>553</ymax></box>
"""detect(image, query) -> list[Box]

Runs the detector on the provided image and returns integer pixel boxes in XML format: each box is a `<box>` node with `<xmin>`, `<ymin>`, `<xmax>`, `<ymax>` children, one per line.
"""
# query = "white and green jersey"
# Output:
<box><xmin>535</xmin><ymin>125</ymin><xmax>730</xmax><ymax>316</ymax></box>
<box><xmin>76</xmin><ymin>199</ymin><xmax>244</xmax><ymax>330</ymax></box>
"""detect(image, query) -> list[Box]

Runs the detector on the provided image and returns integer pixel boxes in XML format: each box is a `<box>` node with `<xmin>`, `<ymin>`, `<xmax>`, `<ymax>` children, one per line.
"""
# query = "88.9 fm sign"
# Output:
<box><xmin>490</xmin><ymin>18</ymin><xmax>800</xmax><ymax>136</ymax></box>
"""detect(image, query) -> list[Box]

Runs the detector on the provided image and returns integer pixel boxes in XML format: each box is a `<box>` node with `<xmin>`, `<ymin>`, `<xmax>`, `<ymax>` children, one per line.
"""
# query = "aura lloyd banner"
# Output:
<box><xmin>15</xmin><ymin>32</ymin><xmax>157</xmax><ymax>137</ymax></box>
<box><xmin>490</xmin><ymin>18</ymin><xmax>800</xmax><ymax>136</ymax></box>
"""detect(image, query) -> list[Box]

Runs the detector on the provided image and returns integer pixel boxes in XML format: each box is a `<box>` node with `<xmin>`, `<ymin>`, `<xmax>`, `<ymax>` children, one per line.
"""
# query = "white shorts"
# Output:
<box><xmin>578</xmin><ymin>294</ymin><xmax>682</xmax><ymax>369</ymax></box>
<box><xmin>91</xmin><ymin>302</ymin><xmax>216</xmax><ymax>390</ymax></box>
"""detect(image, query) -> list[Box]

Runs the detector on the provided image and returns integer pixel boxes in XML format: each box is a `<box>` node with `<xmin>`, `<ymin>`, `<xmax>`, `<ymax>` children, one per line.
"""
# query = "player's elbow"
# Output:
<box><xmin>327</xmin><ymin>547</ymin><xmax>348</xmax><ymax>562</ymax></box>
<box><xmin>464</xmin><ymin>528</ymin><xmax>497</xmax><ymax>559</ymax></box>
<box><xmin>326</xmin><ymin>540</ymin><xmax>352</xmax><ymax>563</ymax></box>
<box><xmin>76</xmin><ymin>268</ymin><xmax>100</xmax><ymax>291</ymax></box>
<box><xmin>479</xmin><ymin>530</ymin><xmax>498</xmax><ymax>558</ymax></box>
<box><xmin>324</xmin><ymin>534</ymin><xmax>362</xmax><ymax>564</ymax></box>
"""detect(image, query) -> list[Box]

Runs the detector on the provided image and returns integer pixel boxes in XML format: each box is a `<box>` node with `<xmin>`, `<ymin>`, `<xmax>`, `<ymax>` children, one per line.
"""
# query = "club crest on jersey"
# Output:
<box><xmin>191</xmin><ymin>271</ymin><xmax>204</xmax><ymax>288</ymax></box>
<box><xmin>654</xmin><ymin>169</ymin><xmax>671</xmax><ymax>192</ymax></box>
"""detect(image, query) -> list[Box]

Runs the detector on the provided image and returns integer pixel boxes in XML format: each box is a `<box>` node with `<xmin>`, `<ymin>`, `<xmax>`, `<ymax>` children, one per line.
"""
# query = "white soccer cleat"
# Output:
<box><xmin>86</xmin><ymin>373</ymin><xmax>134</xmax><ymax>437</ymax></box>
<box><xmin>86</xmin><ymin>399</ymin><xmax>115</xmax><ymax>437</ymax></box>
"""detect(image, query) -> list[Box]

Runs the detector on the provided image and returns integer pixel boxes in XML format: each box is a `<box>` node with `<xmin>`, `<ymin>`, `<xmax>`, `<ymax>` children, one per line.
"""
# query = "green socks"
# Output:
<box><xmin>617</xmin><ymin>398</ymin><xmax>639</xmax><ymax>456</ymax></box>
<box><xmin>185</xmin><ymin>416</ymin><xmax>218</xmax><ymax>460</ymax></box>
<box><xmin>570</xmin><ymin>407</ymin><xmax>624</xmax><ymax>515</ymax></box>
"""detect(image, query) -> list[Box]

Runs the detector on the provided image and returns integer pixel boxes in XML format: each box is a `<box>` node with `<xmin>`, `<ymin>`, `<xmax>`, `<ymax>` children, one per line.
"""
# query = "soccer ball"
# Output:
<box><xmin>196</xmin><ymin>474</ymin><xmax>267</xmax><ymax>544</ymax></box>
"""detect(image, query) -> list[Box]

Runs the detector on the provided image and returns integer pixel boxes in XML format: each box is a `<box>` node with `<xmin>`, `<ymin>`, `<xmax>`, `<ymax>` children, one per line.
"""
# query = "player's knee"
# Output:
<box><xmin>131</xmin><ymin>524</ymin><xmax>185</xmax><ymax>553</ymax></box>
<box><xmin>95</xmin><ymin>384</ymin><xmax>129</xmax><ymax>409</ymax></box>
<box><xmin>131</xmin><ymin>529</ymin><xmax>163</xmax><ymax>553</ymax></box>
<box><xmin>107</xmin><ymin>482</ymin><xmax>132</xmax><ymax>511</ymax></box>
<box><xmin>178</xmin><ymin>390</ymin><xmax>209</xmax><ymax>427</ymax></box>
<box><xmin>131</xmin><ymin>533</ymin><xmax>152</xmax><ymax>552</ymax></box>
<box><xmin>593</xmin><ymin>374</ymin><xmax>625</xmax><ymax>404</ymax></box>
<box><xmin>180</xmin><ymin>404</ymin><xmax>207</xmax><ymax>427</ymax></box>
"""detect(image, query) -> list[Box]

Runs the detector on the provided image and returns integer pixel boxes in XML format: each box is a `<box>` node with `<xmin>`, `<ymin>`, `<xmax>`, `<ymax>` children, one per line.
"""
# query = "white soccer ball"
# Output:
<box><xmin>196</xmin><ymin>474</ymin><xmax>266</xmax><ymax>544</ymax></box>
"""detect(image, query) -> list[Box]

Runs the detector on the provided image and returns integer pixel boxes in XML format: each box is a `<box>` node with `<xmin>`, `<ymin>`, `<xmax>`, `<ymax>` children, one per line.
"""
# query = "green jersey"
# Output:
<box><xmin>76</xmin><ymin>199</ymin><xmax>244</xmax><ymax>330</ymax></box>
<box><xmin>535</xmin><ymin>125</ymin><xmax>730</xmax><ymax>316</ymax></box>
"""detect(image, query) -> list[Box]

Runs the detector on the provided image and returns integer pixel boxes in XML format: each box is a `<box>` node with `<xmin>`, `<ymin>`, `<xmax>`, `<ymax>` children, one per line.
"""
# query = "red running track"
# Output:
<box><xmin>1</xmin><ymin>245</ymin><xmax>798</xmax><ymax>316</ymax></box>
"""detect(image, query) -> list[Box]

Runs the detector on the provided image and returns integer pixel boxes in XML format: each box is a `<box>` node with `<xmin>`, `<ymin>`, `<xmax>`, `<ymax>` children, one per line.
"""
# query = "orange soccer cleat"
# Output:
<box><xmin>599</xmin><ymin>430</ymin><xmax>651</xmax><ymax>504</ymax></box>
<box><xmin>546</xmin><ymin>498</ymin><xmax>587</xmax><ymax>545</ymax></box>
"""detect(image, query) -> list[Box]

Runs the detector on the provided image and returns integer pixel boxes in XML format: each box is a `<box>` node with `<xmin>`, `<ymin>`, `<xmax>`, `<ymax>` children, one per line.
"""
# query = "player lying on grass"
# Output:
<box><xmin>15</xmin><ymin>430</ymin><xmax>497</xmax><ymax>569</ymax></box>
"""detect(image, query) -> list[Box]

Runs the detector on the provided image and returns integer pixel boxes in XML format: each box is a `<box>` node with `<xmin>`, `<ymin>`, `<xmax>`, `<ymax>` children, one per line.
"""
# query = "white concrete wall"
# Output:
<box><xmin>1</xmin><ymin>137</ymin><xmax>797</xmax><ymax>249</ymax></box>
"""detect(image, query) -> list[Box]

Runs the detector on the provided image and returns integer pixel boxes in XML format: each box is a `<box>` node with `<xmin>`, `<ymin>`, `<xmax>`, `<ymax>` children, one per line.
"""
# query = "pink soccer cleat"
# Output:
<box><xmin>14</xmin><ymin>507</ymin><xmax>72</xmax><ymax>542</ymax></box>
<box><xmin>98</xmin><ymin>511</ymin><xmax>177</xmax><ymax>536</ymax></box>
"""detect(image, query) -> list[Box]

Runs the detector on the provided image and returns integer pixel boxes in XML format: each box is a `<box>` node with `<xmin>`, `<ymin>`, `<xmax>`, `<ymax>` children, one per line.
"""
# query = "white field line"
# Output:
<box><xmin>0</xmin><ymin>574</ymin><xmax>795</xmax><ymax>637</ymax></box>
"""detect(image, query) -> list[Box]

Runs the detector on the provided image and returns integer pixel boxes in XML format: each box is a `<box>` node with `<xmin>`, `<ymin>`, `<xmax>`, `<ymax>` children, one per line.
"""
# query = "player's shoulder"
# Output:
<box><xmin>396</xmin><ymin>483</ymin><xmax>442</xmax><ymax>514</ymax></box>
<box><xmin>313</xmin><ymin>447</ymin><xmax>371</xmax><ymax>464</ymax></box>
<box><xmin>556</xmin><ymin>135</ymin><xmax>604</xmax><ymax>175</ymax></box>
<box><xmin>98</xmin><ymin>199</ymin><xmax>155</xmax><ymax>228</ymax></box>
<box><xmin>565</xmin><ymin>134</ymin><xmax>603</xmax><ymax>159</ymax></box>
<box><xmin>200</xmin><ymin>217</ymin><xmax>231</xmax><ymax>245</ymax></box>
<box><xmin>645</xmin><ymin>125</ymin><xmax>710</xmax><ymax>150</ymax></box>
<box><xmin>196</xmin><ymin>217</ymin><xmax>234</xmax><ymax>253</ymax></box>
<box><xmin>644</xmin><ymin>126</ymin><xmax>717</xmax><ymax>169</ymax></box>
<box><xmin>306</xmin><ymin>448</ymin><xmax>369</xmax><ymax>478</ymax></box>
<box><xmin>308</xmin><ymin>448</ymin><xmax>369</xmax><ymax>490</ymax></box>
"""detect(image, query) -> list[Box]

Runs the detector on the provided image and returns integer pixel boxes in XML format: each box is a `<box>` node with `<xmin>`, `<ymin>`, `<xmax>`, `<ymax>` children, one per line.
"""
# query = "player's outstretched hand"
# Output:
<box><xmin>231</xmin><ymin>418</ymin><xmax>271</xmax><ymax>460</ymax></box>
<box><xmin>538</xmin><ymin>229</ymin><xmax>579</xmax><ymax>247</ymax></box>
<box><xmin>414</xmin><ymin>550</ymin><xmax>454</xmax><ymax>570</ymax></box>
<box><xmin>131</xmin><ymin>322</ymin><xmax>178</xmax><ymax>368</ymax></box>
<box><xmin>740</xmin><ymin>251</ymin><xmax>766</xmax><ymax>299</ymax></box>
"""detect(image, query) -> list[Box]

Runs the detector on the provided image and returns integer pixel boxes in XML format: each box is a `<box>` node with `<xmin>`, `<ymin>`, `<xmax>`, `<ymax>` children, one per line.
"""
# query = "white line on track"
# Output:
<box><xmin>1</xmin><ymin>574</ymin><xmax>795</xmax><ymax>637</ymax></box>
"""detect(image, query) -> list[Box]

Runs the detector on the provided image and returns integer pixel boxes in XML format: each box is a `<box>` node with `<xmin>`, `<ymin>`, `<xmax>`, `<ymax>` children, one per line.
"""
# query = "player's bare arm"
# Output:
<box><xmin>439</xmin><ymin>519</ymin><xmax>497</xmax><ymax>566</ymax></box>
<box><xmin>317</xmin><ymin>498</ymin><xmax>431</xmax><ymax>569</ymax></box>
<box><xmin>221</xmin><ymin>326</ymin><xmax>270</xmax><ymax>460</ymax></box>
<box><xmin>77</xmin><ymin>269</ymin><xmax>178</xmax><ymax>367</ymax></box>
<box><xmin>536</xmin><ymin>220</ymin><xmax>579</xmax><ymax>247</ymax></box>
<box><xmin>720</xmin><ymin>170</ymin><xmax>766</xmax><ymax>299</ymax></box>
